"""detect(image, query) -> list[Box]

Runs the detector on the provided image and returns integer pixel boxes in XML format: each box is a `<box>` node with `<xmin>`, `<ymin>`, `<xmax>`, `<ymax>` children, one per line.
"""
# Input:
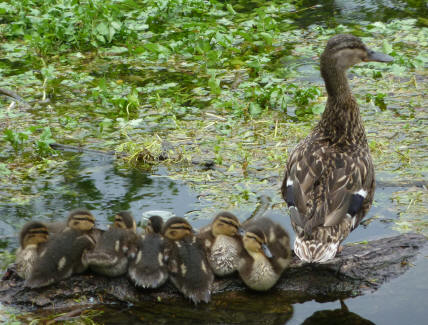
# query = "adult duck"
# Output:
<box><xmin>281</xmin><ymin>34</ymin><xmax>393</xmax><ymax>263</ymax></box>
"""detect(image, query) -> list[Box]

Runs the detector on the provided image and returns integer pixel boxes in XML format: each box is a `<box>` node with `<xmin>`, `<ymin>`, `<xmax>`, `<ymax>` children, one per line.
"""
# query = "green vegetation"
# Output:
<box><xmin>1</xmin><ymin>1</ymin><xmax>426</xmax><ymax>230</ymax></box>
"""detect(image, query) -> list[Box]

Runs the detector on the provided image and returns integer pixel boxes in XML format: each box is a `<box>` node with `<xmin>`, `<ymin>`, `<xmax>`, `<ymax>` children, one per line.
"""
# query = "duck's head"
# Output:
<box><xmin>113</xmin><ymin>211</ymin><xmax>136</xmax><ymax>231</ymax></box>
<box><xmin>20</xmin><ymin>221</ymin><xmax>49</xmax><ymax>248</ymax></box>
<box><xmin>162</xmin><ymin>217</ymin><xmax>193</xmax><ymax>240</ymax></box>
<box><xmin>211</xmin><ymin>212</ymin><xmax>241</xmax><ymax>237</ymax></box>
<box><xmin>67</xmin><ymin>209</ymin><xmax>95</xmax><ymax>231</ymax></box>
<box><xmin>145</xmin><ymin>215</ymin><xmax>164</xmax><ymax>234</ymax></box>
<box><xmin>242</xmin><ymin>226</ymin><xmax>272</xmax><ymax>259</ymax></box>
<box><xmin>321</xmin><ymin>34</ymin><xmax>393</xmax><ymax>72</ymax></box>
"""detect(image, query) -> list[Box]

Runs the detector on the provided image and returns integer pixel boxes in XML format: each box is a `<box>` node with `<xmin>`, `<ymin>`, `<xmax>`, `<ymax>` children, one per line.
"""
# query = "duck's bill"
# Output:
<box><xmin>262</xmin><ymin>244</ymin><xmax>273</xmax><ymax>258</ymax></box>
<box><xmin>365</xmin><ymin>49</ymin><xmax>393</xmax><ymax>62</ymax></box>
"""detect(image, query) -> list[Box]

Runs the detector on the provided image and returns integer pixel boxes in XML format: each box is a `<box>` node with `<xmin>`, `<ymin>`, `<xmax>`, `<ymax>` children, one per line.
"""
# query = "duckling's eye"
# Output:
<box><xmin>170</xmin><ymin>230</ymin><xmax>176</xmax><ymax>236</ymax></box>
<box><xmin>73</xmin><ymin>221</ymin><xmax>79</xmax><ymax>226</ymax></box>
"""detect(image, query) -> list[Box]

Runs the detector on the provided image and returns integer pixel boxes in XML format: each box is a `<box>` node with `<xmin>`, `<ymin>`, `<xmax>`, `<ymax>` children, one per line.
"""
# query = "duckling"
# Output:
<box><xmin>163</xmin><ymin>217</ymin><xmax>214</xmax><ymax>304</ymax></box>
<box><xmin>46</xmin><ymin>209</ymin><xmax>103</xmax><ymax>244</ymax></box>
<box><xmin>45</xmin><ymin>220</ymin><xmax>67</xmax><ymax>234</ymax></box>
<box><xmin>128</xmin><ymin>216</ymin><xmax>169</xmax><ymax>288</ymax></box>
<box><xmin>143</xmin><ymin>215</ymin><xmax>164</xmax><ymax>234</ymax></box>
<box><xmin>197</xmin><ymin>212</ymin><xmax>242</xmax><ymax>276</ymax></box>
<box><xmin>281</xmin><ymin>34</ymin><xmax>393</xmax><ymax>263</ymax></box>
<box><xmin>15</xmin><ymin>221</ymin><xmax>49</xmax><ymax>280</ymax></box>
<box><xmin>24</xmin><ymin>209</ymin><xmax>96</xmax><ymax>288</ymax></box>
<box><xmin>238</xmin><ymin>217</ymin><xmax>291</xmax><ymax>291</ymax></box>
<box><xmin>82</xmin><ymin>211</ymin><xmax>137</xmax><ymax>277</ymax></box>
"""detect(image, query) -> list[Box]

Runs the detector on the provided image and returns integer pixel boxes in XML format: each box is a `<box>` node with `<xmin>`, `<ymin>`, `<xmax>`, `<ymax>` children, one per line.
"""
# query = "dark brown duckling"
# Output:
<box><xmin>82</xmin><ymin>211</ymin><xmax>137</xmax><ymax>277</ymax></box>
<box><xmin>15</xmin><ymin>221</ymin><xmax>49</xmax><ymax>280</ymax></box>
<box><xmin>144</xmin><ymin>215</ymin><xmax>164</xmax><ymax>234</ymax></box>
<box><xmin>238</xmin><ymin>217</ymin><xmax>291</xmax><ymax>291</ymax></box>
<box><xmin>25</xmin><ymin>209</ymin><xmax>96</xmax><ymax>288</ymax></box>
<box><xmin>281</xmin><ymin>34</ymin><xmax>393</xmax><ymax>263</ymax></box>
<box><xmin>197</xmin><ymin>212</ymin><xmax>243</xmax><ymax>276</ymax></box>
<box><xmin>128</xmin><ymin>216</ymin><xmax>169</xmax><ymax>288</ymax></box>
<box><xmin>163</xmin><ymin>217</ymin><xmax>214</xmax><ymax>304</ymax></box>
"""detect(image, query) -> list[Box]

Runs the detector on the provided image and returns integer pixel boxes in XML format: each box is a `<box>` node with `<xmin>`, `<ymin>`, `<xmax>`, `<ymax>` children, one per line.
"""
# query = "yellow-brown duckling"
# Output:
<box><xmin>25</xmin><ymin>209</ymin><xmax>96</xmax><ymax>288</ymax></box>
<box><xmin>46</xmin><ymin>209</ymin><xmax>103</xmax><ymax>243</ymax></box>
<box><xmin>238</xmin><ymin>217</ymin><xmax>291</xmax><ymax>291</ymax></box>
<box><xmin>82</xmin><ymin>211</ymin><xmax>137</xmax><ymax>277</ymax></box>
<box><xmin>197</xmin><ymin>212</ymin><xmax>243</xmax><ymax>276</ymax></box>
<box><xmin>163</xmin><ymin>217</ymin><xmax>214</xmax><ymax>304</ymax></box>
<box><xmin>128</xmin><ymin>215</ymin><xmax>169</xmax><ymax>288</ymax></box>
<box><xmin>15</xmin><ymin>221</ymin><xmax>49</xmax><ymax>280</ymax></box>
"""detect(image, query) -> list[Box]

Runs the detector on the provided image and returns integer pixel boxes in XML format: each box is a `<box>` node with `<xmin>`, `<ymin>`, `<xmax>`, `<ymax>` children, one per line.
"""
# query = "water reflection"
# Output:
<box><xmin>302</xmin><ymin>300</ymin><xmax>374</xmax><ymax>325</ymax></box>
<box><xmin>291</xmin><ymin>0</ymin><xmax>427</xmax><ymax>27</ymax></box>
<box><xmin>92</xmin><ymin>293</ymin><xmax>377</xmax><ymax>324</ymax></box>
<box><xmin>95</xmin><ymin>291</ymin><xmax>293</xmax><ymax>325</ymax></box>
<box><xmin>226</xmin><ymin>0</ymin><xmax>427</xmax><ymax>25</ymax></box>
<box><xmin>0</xmin><ymin>152</ymin><xmax>202</xmax><ymax>250</ymax></box>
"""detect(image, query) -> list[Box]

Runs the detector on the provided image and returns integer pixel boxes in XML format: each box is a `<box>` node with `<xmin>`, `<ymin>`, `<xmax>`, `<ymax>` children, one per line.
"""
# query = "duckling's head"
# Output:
<box><xmin>211</xmin><ymin>212</ymin><xmax>240</xmax><ymax>237</ymax></box>
<box><xmin>145</xmin><ymin>215</ymin><xmax>164</xmax><ymax>234</ymax></box>
<box><xmin>162</xmin><ymin>217</ymin><xmax>193</xmax><ymax>240</ymax></box>
<box><xmin>113</xmin><ymin>211</ymin><xmax>136</xmax><ymax>231</ymax></box>
<box><xmin>20</xmin><ymin>221</ymin><xmax>49</xmax><ymax>248</ymax></box>
<box><xmin>67</xmin><ymin>209</ymin><xmax>95</xmax><ymax>231</ymax></box>
<box><xmin>321</xmin><ymin>34</ymin><xmax>393</xmax><ymax>72</ymax></box>
<box><xmin>242</xmin><ymin>227</ymin><xmax>272</xmax><ymax>259</ymax></box>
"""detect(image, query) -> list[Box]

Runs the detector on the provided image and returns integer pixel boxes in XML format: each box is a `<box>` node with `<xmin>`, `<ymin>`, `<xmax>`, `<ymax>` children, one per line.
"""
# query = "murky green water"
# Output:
<box><xmin>0</xmin><ymin>152</ymin><xmax>205</xmax><ymax>251</ymax></box>
<box><xmin>291</xmin><ymin>0</ymin><xmax>428</xmax><ymax>27</ymax></box>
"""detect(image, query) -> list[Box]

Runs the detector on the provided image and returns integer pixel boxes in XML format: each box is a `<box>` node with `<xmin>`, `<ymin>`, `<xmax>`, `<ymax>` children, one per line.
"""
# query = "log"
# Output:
<box><xmin>0</xmin><ymin>233</ymin><xmax>426</xmax><ymax>311</ymax></box>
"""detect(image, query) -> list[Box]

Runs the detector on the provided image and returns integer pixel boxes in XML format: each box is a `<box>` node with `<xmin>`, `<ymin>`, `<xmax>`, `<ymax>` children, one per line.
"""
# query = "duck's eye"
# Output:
<box><xmin>73</xmin><ymin>221</ymin><xmax>79</xmax><ymax>226</ymax></box>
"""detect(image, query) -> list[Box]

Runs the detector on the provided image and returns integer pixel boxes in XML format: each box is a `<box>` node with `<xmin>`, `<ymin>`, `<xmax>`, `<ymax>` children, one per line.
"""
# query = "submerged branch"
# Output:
<box><xmin>0</xmin><ymin>87</ymin><xmax>31</xmax><ymax>109</ymax></box>
<box><xmin>0</xmin><ymin>233</ymin><xmax>425</xmax><ymax>310</ymax></box>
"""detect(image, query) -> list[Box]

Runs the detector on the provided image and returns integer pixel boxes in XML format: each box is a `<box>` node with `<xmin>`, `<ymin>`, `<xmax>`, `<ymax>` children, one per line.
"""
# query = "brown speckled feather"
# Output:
<box><xmin>283</xmin><ymin>131</ymin><xmax>374</xmax><ymax>234</ymax></box>
<box><xmin>281</xmin><ymin>34</ymin><xmax>391</xmax><ymax>263</ymax></box>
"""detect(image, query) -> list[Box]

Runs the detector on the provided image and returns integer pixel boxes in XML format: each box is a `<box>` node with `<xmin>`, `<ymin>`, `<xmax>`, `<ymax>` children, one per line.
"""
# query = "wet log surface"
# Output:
<box><xmin>0</xmin><ymin>233</ymin><xmax>426</xmax><ymax>311</ymax></box>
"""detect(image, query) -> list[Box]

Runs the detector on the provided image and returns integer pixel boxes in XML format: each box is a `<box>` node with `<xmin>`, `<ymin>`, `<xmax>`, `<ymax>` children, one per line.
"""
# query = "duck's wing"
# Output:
<box><xmin>281</xmin><ymin>144</ymin><xmax>374</xmax><ymax>235</ymax></box>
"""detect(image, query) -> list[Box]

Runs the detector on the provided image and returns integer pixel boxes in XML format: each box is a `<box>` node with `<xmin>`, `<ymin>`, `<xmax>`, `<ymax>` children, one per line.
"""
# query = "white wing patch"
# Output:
<box><xmin>158</xmin><ymin>252</ymin><xmax>164</xmax><ymax>266</ymax></box>
<box><xmin>180</xmin><ymin>263</ymin><xmax>187</xmax><ymax>276</ymax></box>
<box><xmin>355</xmin><ymin>189</ymin><xmax>368</xmax><ymax>198</ymax></box>
<box><xmin>136</xmin><ymin>251</ymin><xmax>142</xmax><ymax>264</ymax></box>
<box><xmin>57</xmin><ymin>256</ymin><xmax>67</xmax><ymax>271</ymax></box>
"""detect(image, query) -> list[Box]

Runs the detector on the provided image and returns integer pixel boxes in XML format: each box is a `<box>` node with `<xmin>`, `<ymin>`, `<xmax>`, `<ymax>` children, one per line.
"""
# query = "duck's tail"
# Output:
<box><xmin>294</xmin><ymin>236</ymin><xmax>339</xmax><ymax>263</ymax></box>
<box><xmin>128</xmin><ymin>267</ymin><xmax>168</xmax><ymax>289</ymax></box>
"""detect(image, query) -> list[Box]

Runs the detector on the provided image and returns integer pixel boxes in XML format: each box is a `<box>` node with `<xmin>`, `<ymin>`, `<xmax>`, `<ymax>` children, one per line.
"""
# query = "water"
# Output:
<box><xmin>1</xmin><ymin>151</ymin><xmax>426</xmax><ymax>324</ymax></box>
<box><xmin>0</xmin><ymin>152</ymin><xmax>204</xmax><ymax>251</ymax></box>
<box><xmin>290</xmin><ymin>0</ymin><xmax>428</xmax><ymax>27</ymax></box>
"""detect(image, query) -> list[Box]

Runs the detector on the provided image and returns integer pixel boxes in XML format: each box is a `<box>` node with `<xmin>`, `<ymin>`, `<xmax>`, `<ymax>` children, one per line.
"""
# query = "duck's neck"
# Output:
<box><xmin>318</xmin><ymin>65</ymin><xmax>367</xmax><ymax>146</ymax></box>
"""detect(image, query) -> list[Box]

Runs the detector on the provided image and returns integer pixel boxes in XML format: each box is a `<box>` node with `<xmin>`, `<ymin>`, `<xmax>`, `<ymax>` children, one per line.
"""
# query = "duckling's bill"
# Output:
<box><xmin>262</xmin><ymin>244</ymin><xmax>273</xmax><ymax>259</ymax></box>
